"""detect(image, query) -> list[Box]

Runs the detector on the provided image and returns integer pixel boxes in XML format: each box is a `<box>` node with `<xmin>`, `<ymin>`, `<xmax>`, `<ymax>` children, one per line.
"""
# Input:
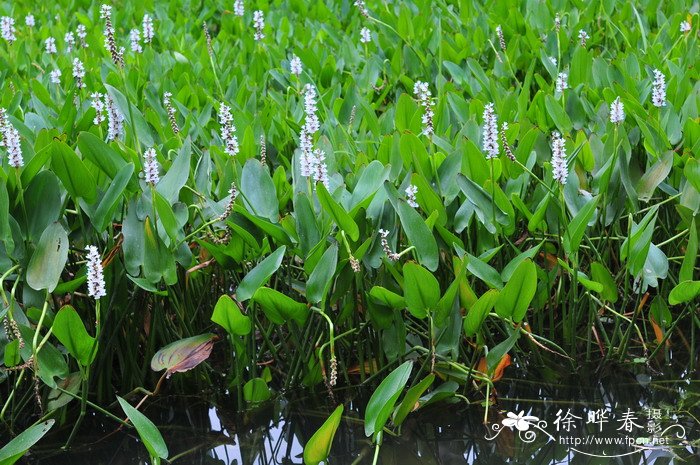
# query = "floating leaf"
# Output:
<box><xmin>150</xmin><ymin>333</ymin><xmax>215</xmax><ymax>378</ymax></box>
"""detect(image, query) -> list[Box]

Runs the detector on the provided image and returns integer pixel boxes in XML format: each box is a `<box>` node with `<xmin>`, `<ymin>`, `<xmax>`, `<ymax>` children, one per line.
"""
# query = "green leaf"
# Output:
<box><xmin>240</xmin><ymin>159</ymin><xmax>279</xmax><ymax>222</ymax></box>
<box><xmin>0</xmin><ymin>180</ymin><xmax>13</xmax><ymax>254</ymax></box>
<box><xmin>369</xmin><ymin>286</ymin><xmax>406</xmax><ymax>309</ymax></box>
<box><xmin>236</xmin><ymin>246</ymin><xmax>286</xmax><ymax>301</ymax></box>
<box><xmin>143</xmin><ymin>216</ymin><xmax>177</xmax><ymax>285</ymax></box>
<box><xmin>679</xmin><ymin>219</ymin><xmax>697</xmax><ymax>283</ymax></box>
<box><xmin>456</xmin><ymin>174</ymin><xmax>508</xmax><ymax>234</ymax></box>
<box><xmin>117</xmin><ymin>397</ymin><xmax>168</xmax><ymax>463</ymax></box>
<box><xmin>156</xmin><ymin>139</ymin><xmax>191</xmax><ymax>203</ymax></box>
<box><xmin>150</xmin><ymin>333</ymin><xmax>215</xmax><ymax>377</ymax></box>
<box><xmin>91</xmin><ymin>163</ymin><xmax>134</xmax><ymax>232</ymax></box>
<box><xmin>0</xmin><ymin>420</ymin><xmax>55</xmax><ymax>465</ymax></box>
<box><xmin>52</xmin><ymin>306</ymin><xmax>96</xmax><ymax>367</ymax></box>
<box><xmin>495</xmin><ymin>259</ymin><xmax>537</xmax><ymax>322</ymax></box>
<box><xmin>303</xmin><ymin>405</ymin><xmax>344</xmax><ymax>465</ymax></box>
<box><xmin>49</xmin><ymin>141</ymin><xmax>97</xmax><ymax>202</ymax></box>
<box><xmin>563</xmin><ymin>196</ymin><xmax>599</xmax><ymax>255</ymax></box>
<box><xmin>316</xmin><ymin>182</ymin><xmax>359</xmax><ymax>241</ymax></box>
<box><xmin>306</xmin><ymin>243</ymin><xmax>338</xmax><ymax>304</ymax></box>
<box><xmin>392</xmin><ymin>374</ymin><xmax>434</xmax><ymax>427</ymax></box>
<box><xmin>364</xmin><ymin>361</ymin><xmax>412</xmax><ymax>439</ymax></box>
<box><xmin>243</xmin><ymin>378</ymin><xmax>271</xmax><ymax>403</ymax></box>
<box><xmin>684</xmin><ymin>158</ymin><xmax>700</xmax><ymax>192</ymax></box>
<box><xmin>590</xmin><ymin>262</ymin><xmax>618</xmax><ymax>303</ymax></box>
<box><xmin>668</xmin><ymin>281</ymin><xmax>700</xmax><ymax>305</ymax></box>
<box><xmin>485</xmin><ymin>328</ymin><xmax>520</xmax><ymax>373</ymax></box>
<box><xmin>211</xmin><ymin>295</ymin><xmax>251</xmax><ymax>336</ymax></box>
<box><xmin>545</xmin><ymin>94</ymin><xmax>573</xmax><ymax>133</ymax></box>
<box><xmin>26</xmin><ymin>223</ymin><xmax>69</xmax><ymax>292</ymax></box>
<box><xmin>403</xmin><ymin>262</ymin><xmax>440</xmax><ymax>319</ymax></box>
<box><xmin>463</xmin><ymin>290</ymin><xmax>499</xmax><ymax>337</ymax></box>
<box><xmin>637</xmin><ymin>151</ymin><xmax>674</xmax><ymax>202</ymax></box>
<box><xmin>252</xmin><ymin>287</ymin><xmax>309</xmax><ymax>325</ymax></box>
<box><xmin>77</xmin><ymin>131</ymin><xmax>127</xmax><ymax>179</ymax></box>
<box><xmin>153</xmin><ymin>189</ymin><xmax>180</xmax><ymax>246</ymax></box>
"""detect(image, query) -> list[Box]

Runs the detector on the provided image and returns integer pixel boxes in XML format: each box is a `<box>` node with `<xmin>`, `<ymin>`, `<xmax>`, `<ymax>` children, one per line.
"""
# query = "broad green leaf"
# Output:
<box><xmin>117</xmin><ymin>397</ymin><xmax>168</xmax><ymax>462</ymax></box>
<box><xmin>303</xmin><ymin>405</ymin><xmax>344</xmax><ymax>465</ymax></box>
<box><xmin>403</xmin><ymin>262</ymin><xmax>440</xmax><ymax>319</ymax></box>
<box><xmin>485</xmin><ymin>328</ymin><xmax>520</xmax><ymax>373</ymax></box>
<box><xmin>77</xmin><ymin>131</ymin><xmax>127</xmax><ymax>179</ymax></box>
<box><xmin>563</xmin><ymin>196</ymin><xmax>599</xmax><ymax>255</ymax></box>
<box><xmin>156</xmin><ymin>138</ymin><xmax>191</xmax><ymax>203</ymax></box>
<box><xmin>679</xmin><ymin>219</ymin><xmax>697</xmax><ymax>283</ymax></box>
<box><xmin>316</xmin><ymin>182</ymin><xmax>359</xmax><ymax>241</ymax></box>
<box><xmin>150</xmin><ymin>333</ymin><xmax>215</xmax><ymax>377</ymax></box>
<box><xmin>52</xmin><ymin>306</ymin><xmax>96</xmax><ymax>367</ymax></box>
<box><xmin>91</xmin><ymin>163</ymin><xmax>134</xmax><ymax>232</ymax></box>
<box><xmin>236</xmin><ymin>246</ymin><xmax>286</xmax><ymax>301</ymax></box>
<box><xmin>495</xmin><ymin>259</ymin><xmax>537</xmax><ymax>322</ymax></box>
<box><xmin>545</xmin><ymin>94</ymin><xmax>573</xmax><ymax>133</ymax></box>
<box><xmin>668</xmin><ymin>281</ymin><xmax>700</xmax><ymax>305</ymax></box>
<box><xmin>243</xmin><ymin>378</ymin><xmax>271</xmax><ymax>403</ymax></box>
<box><xmin>49</xmin><ymin>141</ymin><xmax>97</xmax><ymax>202</ymax></box>
<box><xmin>637</xmin><ymin>151</ymin><xmax>674</xmax><ymax>201</ymax></box>
<box><xmin>143</xmin><ymin>216</ymin><xmax>177</xmax><ymax>285</ymax></box>
<box><xmin>253</xmin><ymin>287</ymin><xmax>309</xmax><ymax>325</ymax></box>
<box><xmin>364</xmin><ymin>361</ymin><xmax>412</xmax><ymax>438</ymax></box>
<box><xmin>463</xmin><ymin>290</ymin><xmax>499</xmax><ymax>337</ymax></box>
<box><xmin>306</xmin><ymin>243</ymin><xmax>338</xmax><ymax>304</ymax></box>
<box><xmin>392</xmin><ymin>374</ymin><xmax>434</xmax><ymax>427</ymax></box>
<box><xmin>26</xmin><ymin>223</ymin><xmax>69</xmax><ymax>292</ymax></box>
<box><xmin>240</xmin><ymin>159</ymin><xmax>279</xmax><ymax>222</ymax></box>
<box><xmin>0</xmin><ymin>420</ymin><xmax>55</xmax><ymax>465</ymax></box>
<box><xmin>153</xmin><ymin>189</ymin><xmax>179</xmax><ymax>246</ymax></box>
<box><xmin>0</xmin><ymin>180</ymin><xmax>12</xmax><ymax>253</ymax></box>
<box><xmin>211</xmin><ymin>295</ymin><xmax>251</xmax><ymax>336</ymax></box>
<box><xmin>590</xmin><ymin>262</ymin><xmax>618</xmax><ymax>303</ymax></box>
<box><xmin>369</xmin><ymin>286</ymin><xmax>406</xmax><ymax>309</ymax></box>
<box><xmin>457</xmin><ymin>174</ymin><xmax>508</xmax><ymax>234</ymax></box>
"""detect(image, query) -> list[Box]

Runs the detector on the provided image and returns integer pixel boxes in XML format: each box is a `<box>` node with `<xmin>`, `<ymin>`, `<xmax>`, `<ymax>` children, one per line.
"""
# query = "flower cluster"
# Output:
<box><xmin>260</xmin><ymin>135</ymin><xmax>267</xmax><ymax>165</ymax></box>
<box><xmin>299</xmin><ymin>85</ymin><xmax>329</xmax><ymax>188</ymax></box>
<box><xmin>578</xmin><ymin>29</ymin><xmax>589</xmax><ymax>47</ymax></box>
<box><xmin>405</xmin><ymin>184</ymin><xmax>419</xmax><ymax>208</ymax></box>
<box><xmin>551</xmin><ymin>131</ymin><xmax>567</xmax><ymax>185</ymax></box>
<box><xmin>142</xmin><ymin>14</ymin><xmax>154</xmax><ymax>43</ymax></box>
<box><xmin>1</xmin><ymin>16</ymin><xmax>16</xmax><ymax>44</ymax></box>
<box><xmin>45</xmin><ymin>37</ymin><xmax>57</xmax><ymax>54</ymax></box>
<box><xmin>360</xmin><ymin>27</ymin><xmax>371</xmax><ymax>44</ymax></box>
<box><xmin>86</xmin><ymin>245</ymin><xmax>106</xmax><ymax>299</ymax></box>
<box><xmin>65</xmin><ymin>32</ymin><xmax>76</xmax><ymax>52</ymax></box>
<box><xmin>482</xmin><ymin>102</ymin><xmax>499</xmax><ymax>159</ymax></box>
<box><xmin>91</xmin><ymin>93</ymin><xmax>107</xmax><ymax>124</ymax></box>
<box><xmin>50</xmin><ymin>69</ymin><xmax>62</xmax><ymax>84</ymax></box>
<box><xmin>554</xmin><ymin>13</ymin><xmax>561</xmax><ymax>32</ymax></box>
<box><xmin>253</xmin><ymin>10</ymin><xmax>265</xmax><ymax>41</ymax></box>
<box><xmin>163</xmin><ymin>92</ymin><xmax>179</xmax><ymax>134</ymax></box>
<box><xmin>609</xmin><ymin>97</ymin><xmax>625</xmax><ymax>124</ymax></box>
<box><xmin>555</xmin><ymin>72</ymin><xmax>568</xmax><ymax>94</ymax></box>
<box><xmin>378</xmin><ymin>229</ymin><xmax>400</xmax><ymax>261</ymax></box>
<box><xmin>142</xmin><ymin>148</ymin><xmax>160</xmax><ymax>185</ymax></box>
<box><xmin>549</xmin><ymin>56</ymin><xmax>557</xmax><ymax>66</ymax></box>
<box><xmin>680</xmin><ymin>21</ymin><xmax>691</xmax><ymax>33</ymax></box>
<box><xmin>354</xmin><ymin>0</ymin><xmax>370</xmax><ymax>18</ymax></box>
<box><xmin>106</xmin><ymin>94</ymin><xmax>124</xmax><ymax>141</ymax></box>
<box><xmin>77</xmin><ymin>25</ymin><xmax>88</xmax><ymax>48</ymax></box>
<box><xmin>413</xmin><ymin>80</ymin><xmax>434</xmax><ymax>136</ymax></box>
<box><xmin>651</xmin><ymin>69</ymin><xmax>666</xmax><ymax>108</ymax></box>
<box><xmin>496</xmin><ymin>25</ymin><xmax>506</xmax><ymax>51</ymax></box>
<box><xmin>500</xmin><ymin>122</ymin><xmax>516</xmax><ymax>162</ymax></box>
<box><xmin>25</xmin><ymin>14</ymin><xmax>35</xmax><ymax>28</ymax></box>
<box><xmin>290</xmin><ymin>54</ymin><xmax>302</xmax><ymax>76</ymax></box>
<box><xmin>234</xmin><ymin>0</ymin><xmax>244</xmax><ymax>17</ymax></box>
<box><xmin>130</xmin><ymin>28</ymin><xmax>142</xmax><ymax>53</ymax></box>
<box><xmin>219</xmin><ymin>103</ymin><xmax>239</xmax><ymax>156</ymax></box>
<box><xmin>203</xmin><ymin>22</ymin><xmax>213</xmax><ymax>57</ymax></box>
<box><xmin>219</xmin><ymin>182</ymin><xmax>239</xmax><ymax>221</ymax></box>
<box><xmin>101</xmin><ymin>4</ymin><xmax>123</xmax><ymax>67</ymax></box>
<box><xmin>0</xmin><ymin>109</ymin><xmax>23</xmax><ymax>168</ymax></box>
<box><xmin>72</xmin><ymin>58</ymin><xmax>86</xmax><ymax>89</ymax></box>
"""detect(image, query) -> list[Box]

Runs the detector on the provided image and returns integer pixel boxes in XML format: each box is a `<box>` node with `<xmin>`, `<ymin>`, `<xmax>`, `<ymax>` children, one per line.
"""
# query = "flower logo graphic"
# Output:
<box><xmin>502</xmin><ymin>411</ymin><xmax>540</xmax><ymax>431</ymax></box>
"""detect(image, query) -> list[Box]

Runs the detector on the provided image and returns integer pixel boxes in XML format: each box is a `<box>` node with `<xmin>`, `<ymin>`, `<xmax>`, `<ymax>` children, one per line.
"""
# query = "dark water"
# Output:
<box><xmin>23</xmin><ymin>358</ymin><xmax>700</xmax><ymax>464</ymax></box>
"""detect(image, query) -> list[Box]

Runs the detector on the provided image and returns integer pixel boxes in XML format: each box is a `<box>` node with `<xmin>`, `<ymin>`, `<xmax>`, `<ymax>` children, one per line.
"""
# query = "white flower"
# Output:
<box><xmin>77</xmin><ymin>24</ymin><xmax>88</xmax><ymax>48</ymax></box>
<box><xmin>609</xmin><ymin>97</ymin><xmax>625</xmax><ymax>124</ymax></box>
<box><xmin>142</xmin><ymin>14</ymin><xmax>154</xmax><ymax>43</ymax></box>
<box><xmin>234</xmin><ymin>0</ymin><xmax>244</xmax><ymax>17</ymax></box>
<box><xmin>253</xmin><ymin>10</ymin><xmax>265</xmax><ymax>41</ymax></box>
<box><xmin>578</xmin><ymin>29</ymin><xmax>589</xmax><ymax>47</ymax></box>
<box><xmin>85</xmin><ymin>245</ymin><xmax>106</xmax><ymax>299</ymax></box>
<box><xmin>482</xmin><ymin>102</ymin><xmax>499</xmax><ymax>159</ymax></box>
<box><xmin>105</xmin><ymin>94</ymin><xmax>124</xmax><ymax>141</ymax></box>
<box><xmin>290</xmin><ymin>54</ymin><xmax>302</xmax><ymax>76</ymax></box>
<box><xmin>554</xmin><ymin>13</ymin><xmax>561</xmax><ymax>32</ymax></box>
<box><xmin>378</xmin><ymin>229</ymin><xmax>400</xmax><ymax>261</ymax></box>
<box><xmin>25</xmin><ymin>15</ymin><xmax>35</xmax><ymax>28</ymax></box>
<box><xmin>219</xmin><ymin>103</ymin><xmax>239</xmax><ymax>156</ymax></box>
<box><xmin>65</xmin><ymin>32</ymin><xmax>76</xmax><ymax>52</ymax></box>
<box><xmin>163</xmin><ymin>92</ymin><xmax>179</xmax><ymax>134</ymax></box>
<box><xmin>405</xmin><ymin>184</ymin><xmax>418</xmax><ymax>208</ymax></box>
<box><xmin>1</xmin><ymin>17</ymin><xmax>16</xmax><ymax>44</ymax></box>
<box><xmin>502</xmin><ymin>411</ymin><xmax>539</xmax><ymax>432</ymax></box>
<box><xmin>651</xmin><ymin>69</ymin><xmax>666</xmax><ymax>108</ymax></box>
<box><xmin>551</xmin><ymin>131</ymin><xmax>568</xmax><ymax>185</ymax></box>
<box><xmin>413</xmin><ymin>81</ymin><xmax>434</xmax><ymax>136</ymax></box>
<box><xmin>129</xmin><ymin>28</ymin><xmax>142</xmax><ymax>53</ymax></box>
<box><xmin>496</xmin><ymin>25</ymin><xmax>506</xmax><ymax>51</ymax></box>
<box><xmin>143</xmin><ymin>148</ymin><xmax>160</xmax><ymax>185</ymax></box>
<box><xmin>100</xmin><ymin>4</ymin><xmax>112</xmax><ymax>19</ymax></box>
<box><xmin>91</xmin><ymin>92</ymin><xmax>106</xmax><ymax>124</ymax></box>
<box><xmin>555</xmin><ymin>72</ymin><xmax>568</xmax><ymax>94</ymax></box>
<box><xmin>72</xmin><ymin>58</ymin><xmax>86</xmax><ymax>89</ymax></box>
<box><xmin>50</xmin><ymin>69</ymin><xmax>62</xmax><ymax>84</ymax></box>
<box><xmin>549</xmin><ymin>56</ymin><xmax>557</xmax><ymax>66</ymax></box>
<box><xmin>680</xmin><ymin>21</ymin><xmax>691</xmax><ymax>33</ymax></box>
<box><xmin>0</xmin><ymin>109</ymin><xmax>23</xmax><ymax>168</ymax></box>
<box><xmin>354</xmin><ymin>0</ymin><xmax>370</xmax><ymax>17</ymax></box>
<box><xmin>45</xmin><ymin>37</ymin><xmax>57</xmax><ymax>54</ymax></box>
<box><xmin>312</xmin><ymin>148</ymin><xmax>330</xmax><ymax>188</ymax></box>
<box><xmin>360</xmin><ymin>27</ymin><xmax>371</xmax><ymax>44</ymax></box>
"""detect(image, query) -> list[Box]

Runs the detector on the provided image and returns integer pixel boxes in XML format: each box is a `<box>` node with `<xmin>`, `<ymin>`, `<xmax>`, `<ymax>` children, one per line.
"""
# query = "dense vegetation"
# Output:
<box><xmin>0</xmin><ymin>0</ymin><xmax>698</xmax><ymax>462</ymax></box>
